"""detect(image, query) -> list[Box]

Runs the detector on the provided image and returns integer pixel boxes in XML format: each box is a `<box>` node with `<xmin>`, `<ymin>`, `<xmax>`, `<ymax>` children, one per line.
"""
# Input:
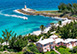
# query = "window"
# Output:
<box><xmin>44</xmin><ymin>44</ymin><xmax>47</xmax><ymax>46</ymax></box>
<box><xmin>45</xmin><ymin>48</ymin><xmax>46</xmax><ymax>49</ymax></box>
<box><xmin>51</xmin><ymin>42</ymin><xmax>53</xmax><ymax>44</ymax></box>
<box><xmin>40</xmin><ymin>45</ymin><xmax>42</xmax><ymax>47</ymax></box>
<box><xmin>64</xmin><ymin>43</ymin><xmax>65</xmax><ymax>44</ymax></box>
<box><xmin>36</xmin><ymin>44</ymin><xmax>38</xmax><ymax>46</ymax></box>
<box><xmin>58</xmin><ymin>43</ymin><xmax>60</xmax><ymax>45</ymax></box>
<box><xmin>69</xmin><ymin>42</ymin><xmax>71</xmax><ymax>44</ymax></box>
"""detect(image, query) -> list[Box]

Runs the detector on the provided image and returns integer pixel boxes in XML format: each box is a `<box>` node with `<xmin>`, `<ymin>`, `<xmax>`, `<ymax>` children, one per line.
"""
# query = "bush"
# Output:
<box><xmin>3</xmin><ymin>45</ymin><xmax>8</xmax><ymax>50</ymax></box>
<box><xmin>23</xmin><ymin>51</ymin><xmax>35</xmax><ymax>54</ymax></box>
<box><xmin>0</xmin><ymin>45</ymin><xmax>3</xmax><ymax>51</ymax></box>
<box><xmin>27</xmin><ymin>43</ymin><xmax>39</xmax><ymax>53</ymax></box>
<box><xmin>55</xmin><ymin>46</ymin><xmax>59</xmax><ymax>50</ymax></box>
<box><xmin>7</xmin><ymin>49</ymin><xmax>14</xmax><ymax>52</ymax></box>
<box><xmin>59</xmin><ymin>46</ymin><xmax>66</xmax><ymax>48</ymax></box>
<box><xmin>51</xmin><ymin>49</ymin><xmax>54</xmax><ymax>51</ymax></box>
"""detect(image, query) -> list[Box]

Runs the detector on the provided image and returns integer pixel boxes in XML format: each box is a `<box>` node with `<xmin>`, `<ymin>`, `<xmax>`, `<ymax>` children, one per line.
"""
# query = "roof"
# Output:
<box><xmin>55</xmin><ymin>38</ymin><xmax>63</xmax><ymax>43</ymax></box>
<box><xmin>50</xmin><ymin>35</ymin><xmax>58</xmax><ymax>39</ymax></box>
<box><xmin>37</xmin><ymin>38</ymin><xmax>54</xmax><ymax>45</ymax></box>
<box><xmin>62</xmin><ymin>38</ymin><xmax>77</xmax><ymax>43</ymax></box>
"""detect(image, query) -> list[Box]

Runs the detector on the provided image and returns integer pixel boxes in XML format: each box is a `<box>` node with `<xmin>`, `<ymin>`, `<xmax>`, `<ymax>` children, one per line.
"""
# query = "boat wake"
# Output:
<box><xmin>0</xmin><ymin>8</ymin><xmax>28</xmax><ymax>20</ymax></box>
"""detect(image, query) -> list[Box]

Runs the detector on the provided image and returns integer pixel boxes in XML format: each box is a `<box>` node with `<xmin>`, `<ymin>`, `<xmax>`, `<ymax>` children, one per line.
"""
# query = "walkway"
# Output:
<box><xmin>53</xmin><ymin>48</ymin><xmax>61</xmax><ymax>54</ymax></box>
<box><xmin>39</xmin><ymin>36</ymin><xmax>44</xmax><ymax>41</ymax></box>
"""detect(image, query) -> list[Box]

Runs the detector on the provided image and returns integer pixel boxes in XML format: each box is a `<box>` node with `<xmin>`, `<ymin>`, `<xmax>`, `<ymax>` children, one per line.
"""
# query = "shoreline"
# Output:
<box><xmin>14</xmin><ymin>9</ymin><xmax>72</xmax><ymax>36</ymax></box>
<box><xmin>31</xmin><ymin>18</ymin><xmax>72</xmax><ymax>36</ymax></box>
<box><xmin>15</xmin><ymin>8</ymin><xmax>77</xmax><ymax>20</ymax></box>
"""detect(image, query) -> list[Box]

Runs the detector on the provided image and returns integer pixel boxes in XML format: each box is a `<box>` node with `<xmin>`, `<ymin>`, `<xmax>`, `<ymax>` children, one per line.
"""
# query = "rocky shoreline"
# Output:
<box><xmin>16</xmin><ymin>9</ymin><xmax>77</xmax><ymax>20</ymax></box>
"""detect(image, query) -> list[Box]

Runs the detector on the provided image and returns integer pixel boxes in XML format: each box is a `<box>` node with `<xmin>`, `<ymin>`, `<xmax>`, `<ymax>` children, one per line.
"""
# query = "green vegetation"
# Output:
<box><xmin>56</xmin><ymin>21</ymin><xmax>77</xmax><ymax>39</ymax></box>
<box><xmin>58</xmin><ymin>3</ymin><xmax>77</xmax><ymax>16</ymax></box>
<box><xmin>0</xmin><ymin>2</ymin><xmax>77</xmax><ymax>54</ymax></box>
<box><xmin>55</xmin><ymin>46</ymin><xmax>71</xmax><ymax>54</ymax></box>
<box><xmin>40</xmin><ymin>25</ymin><xmax>45</xmax><ymax>34</ymax></box>
<box><xmin>0</xmin><ymin>29</ymin><xmax>42</xmax><ymax>53</ymax></box>
<box><xmin>23</xmin><ymin>43</ymin><xmax>39</xmax><ymax>54</ymax></box>
<box><xmin>58</xmin><ymin>48</ymin><xmax>71</xmax><ymax>54</ymax></box>
<box><xmin>9</xmin><ymin>35</ymin><xmax>28</xmax><ymax>52</ymax></box>
<box><xmin>70</xmin><ymin>46</ymin><xmax>77</xmax><ymax>53</ymax></box>
<box><xmin>55</xmin><ymin>46</ymin><xmax>77</xmax><ymax>54</ymax></box>
<box><xmin>58</xmin><ymin>21</ymin><xmax>62</xmax><ymax>25</ymax></box>
<box><xmin>2</xmin><ymin>29</ymin><xmax>15</xmax><ymax>45</ymax></box>
<box><xmin>49</xmin><ymin>23</ymin><xmax>57</xmax><ymax>32</ymax></box>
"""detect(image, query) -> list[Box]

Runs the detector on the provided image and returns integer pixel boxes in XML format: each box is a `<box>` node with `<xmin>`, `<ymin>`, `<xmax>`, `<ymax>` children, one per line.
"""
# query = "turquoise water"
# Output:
<box><xmin>0</xmin><ymin>0</ymin><xmax>77</xmax><ymax>37</ymax></box>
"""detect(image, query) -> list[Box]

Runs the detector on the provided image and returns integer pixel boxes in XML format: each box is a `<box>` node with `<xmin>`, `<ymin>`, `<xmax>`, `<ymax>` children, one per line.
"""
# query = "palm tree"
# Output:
<box><xmin>40</xmin><ymin>25</ymin><xmax>45</xmax><ymax>34</ymax></box>
<box><xmin>50</xmin><ymin>23</ymin><xmax>56</xmax><ymax>32</ymax></box>
<box><xmin>50</xmin><ymin>23</ymin><xmax>54</xmax><ymax>26</ymax></box>
<box><xmin>58</xmin><ymin>21</ymin><xmax>62</xmax><ymax>25</ymax></box>
<box><xmin>2</xmin><ymin>29</ymin><xmax>15</xmax><ymax>45</ymax></box>
<box><xmin>0</xmin><ymin>38</ymin><xmax>4</xmax><ymax>45</ymax></box>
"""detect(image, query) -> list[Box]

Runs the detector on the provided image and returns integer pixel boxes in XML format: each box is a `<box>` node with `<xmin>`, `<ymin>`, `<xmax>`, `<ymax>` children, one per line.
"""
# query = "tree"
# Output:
<box><xmin>57</xmin><ymin>21</ymin><xmax>77</xmax><ymax>39</ymax></box>
<box><xmin>56</xmin><ymin>26</ymin><xmax>60</xmax><ymax>33</ymax></box>
<box><xmin>40</xmin><ymin>25</ymin><xmax>45</xmax><ymax>34</ymax></box>
<box><xmin>25</xmin><ymin>43</ymin><xmax>39</xmax><ymax>53</ymax></box>
<box><xmin>58</xmin><ymin>3</ymin><xmax>67</xmax><ymax>12</ymax></box>
<box><xmin>58</xmin><ymin>3</ymin><xmax>77</xmax><ymax>15</ymax></box>
<box><xmin>2</xmin><ymin>29</ymin><xmax>15</xmax><ymax>45</ymax></box>
<box><xmin>50</xmin><ymin>23</ymin><xmax>56</xmax><ymax>32</ymax></box>
<box><xmin>58</xmin><ymin>21</ymin><xmax>62</xmax><ymax>25</ymax></box>
<box><xmin>9</xmin><ymin>35</ymin><xmax>28</xmax><ymax>52</ymax></box>
<box><xmin>71</xmin><ymin>46</ymin><xmax>77</xmax><ymax>53</ymax></box>
<box><xmin>0</xmin><ymin>38</ymin><xmax>4</xmax><ymax>45</ymax></box>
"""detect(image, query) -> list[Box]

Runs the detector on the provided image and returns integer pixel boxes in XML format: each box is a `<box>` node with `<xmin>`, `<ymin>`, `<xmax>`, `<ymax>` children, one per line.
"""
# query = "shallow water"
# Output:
<box><xmin>0</xmin><ymin>0</ymin><xmax>77</xmax><ymax>37</ymax></box>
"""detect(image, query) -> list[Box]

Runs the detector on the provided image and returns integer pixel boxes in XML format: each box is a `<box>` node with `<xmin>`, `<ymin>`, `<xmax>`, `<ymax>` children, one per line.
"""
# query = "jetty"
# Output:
<box><xmin>16</xmin><ymin>5</ymin><xmax>77</xmax><ymax>20</ymax></box>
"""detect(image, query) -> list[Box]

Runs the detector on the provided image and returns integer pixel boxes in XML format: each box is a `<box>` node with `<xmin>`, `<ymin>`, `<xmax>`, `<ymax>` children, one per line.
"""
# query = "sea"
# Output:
<box><xmin>0</xmin><ymin>0</ymin><xmax>77</xmax><ymax>37</ymax></box>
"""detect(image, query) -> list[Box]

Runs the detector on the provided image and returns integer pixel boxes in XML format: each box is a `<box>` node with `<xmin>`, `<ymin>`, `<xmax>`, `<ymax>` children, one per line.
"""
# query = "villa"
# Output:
<box><xmin>36</xmin><ymin>35</ymin><xmax>77</xmax><ymax>52</ymax></box>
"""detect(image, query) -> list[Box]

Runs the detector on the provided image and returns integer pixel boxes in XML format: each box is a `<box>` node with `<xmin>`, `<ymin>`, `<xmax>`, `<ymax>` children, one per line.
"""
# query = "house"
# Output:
<box><xmin>36</xmin><ymin>35</ymin><xmax>77</xmax><ymax>52</ymax></box>
<box><xmin>36</xmin><ymin>38</ymin><xmax>55</xmax><ymax>52</ymax></box>
<box><xmin>50</xmin><ymin>35</ymin><xmax>58</xmax><ymax>39</ymax></box>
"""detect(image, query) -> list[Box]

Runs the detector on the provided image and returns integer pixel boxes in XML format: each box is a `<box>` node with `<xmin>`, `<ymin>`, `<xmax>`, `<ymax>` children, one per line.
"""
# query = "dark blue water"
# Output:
<box><xmin>0</xmin><ymin>0</ymin><xmax>77</xmax><ymax>37</ymax></box>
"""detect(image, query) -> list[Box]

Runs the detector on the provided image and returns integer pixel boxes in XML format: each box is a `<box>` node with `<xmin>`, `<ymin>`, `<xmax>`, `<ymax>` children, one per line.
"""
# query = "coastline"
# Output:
<box><xmin>14</xmin><ymin>9</ymin><xmax>72</xmax><ymax>36</ymax></box>
<box><xmin>15</xmin><ymin>8</ymin><xmax>77</xmax><ymax>20</ymax></box>
<box><xmin>31</xmin><ymin>18</ymin><xmax>72</xmax><ymax>36</ymax></box>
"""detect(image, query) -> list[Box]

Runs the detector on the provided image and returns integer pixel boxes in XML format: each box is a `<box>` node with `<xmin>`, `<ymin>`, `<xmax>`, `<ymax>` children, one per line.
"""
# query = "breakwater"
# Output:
<box><xmin>17</xmin><ymin>9</ymin><xmax>77</xmax><ymax>20</ymax></box>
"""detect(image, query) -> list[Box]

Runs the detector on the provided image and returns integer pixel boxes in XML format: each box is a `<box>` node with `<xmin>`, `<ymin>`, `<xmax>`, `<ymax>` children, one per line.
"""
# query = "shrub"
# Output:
<box><xmin>7</xmin><ymin>49</ymin><xmax>14</xmax><ymax>52</ymax></box>
<box><xmin>3</xmin><ymin>45</ymin><xmax>8</xmax><ymax>50</ymax></box>
<box><xmin>55</xmin><ymin>46</ymin><xmax>59</xmax><ymax>50</ymax></box>
<box><xmin>59</xmin><ymin>46</ymin><xmax>66</xmax><ymax>48</ymax></box>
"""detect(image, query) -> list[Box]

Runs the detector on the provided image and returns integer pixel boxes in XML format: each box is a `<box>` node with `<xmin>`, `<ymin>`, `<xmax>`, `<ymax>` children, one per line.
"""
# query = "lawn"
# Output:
<box><xmin>35</xmin><ymin>51</ymin><xmax>57</xmax><ymax>54</ymax></box>
<box><xmin>35</xmin><ymin>11</ymin><xmax>63</xmax><ymax>15</ymax></box>
<box><xmin>0</xmin><ymin>51</ymin><xmax>23</xmax><ymax>54</ymax></box>
<box><xmin>45</xmin><ymin>51</ymin><xmax>57</xmax><ymax>54</ymax></box>
<box><xmin>58</xmin><ymin>48</ymin><xmax>71</xmax><ymax>54</ymax></box>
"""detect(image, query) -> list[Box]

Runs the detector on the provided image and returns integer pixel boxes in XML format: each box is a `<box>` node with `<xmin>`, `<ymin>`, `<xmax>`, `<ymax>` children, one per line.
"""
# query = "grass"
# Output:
<box><xmin>0</xmin><ymin>51</ymin><xmax>23</xmax><ymax>54</ymax></box>
<box><xmin>57</xmin><ymin>47</ymin><xmax>77</xmax><ymax>54</ymax></box>
<box><xmin>35</xmin><ymin>51</ymin><xmax>57</xmax><ymax>54</ymax></box>
<box><xmin>35</xmin><ymin>11</ymin><xmax>63</xmax><ymax>15</ymax></box>
<box><xmin>72</xmin><ymin>15</ymin><xmax>77</xmax><ymax>17</ymax></box>
<box><xmin>45</xmin><ymin>51</ymin><xmax>58</xmax><ymax>54</ymax></box>
<box><xmin>58</xmin><ymin>48</ymin><xmax>71</xmax><ymax>54</ymax></box>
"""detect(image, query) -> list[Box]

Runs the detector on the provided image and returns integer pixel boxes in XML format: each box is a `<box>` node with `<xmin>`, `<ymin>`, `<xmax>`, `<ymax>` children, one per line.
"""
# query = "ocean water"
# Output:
<box><xmin>0</xmin><ymin>0</ymin><xmax>77</xmax><ymax>37</ymax></box>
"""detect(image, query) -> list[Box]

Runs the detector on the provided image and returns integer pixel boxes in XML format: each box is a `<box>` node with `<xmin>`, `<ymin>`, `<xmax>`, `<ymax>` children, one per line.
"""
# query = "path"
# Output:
<box><xmin>53</xmin><ymin>48</ymin><xmax>61</xmax><ymax>54</ymax></box>
<box><xmin>39</xmin><ymin>36</ymin><xmax>44</xmax><ymax>41</ymax></box>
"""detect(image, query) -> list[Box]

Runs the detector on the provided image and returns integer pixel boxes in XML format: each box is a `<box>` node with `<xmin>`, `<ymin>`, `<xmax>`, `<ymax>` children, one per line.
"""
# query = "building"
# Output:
<box><xmin>36</xmin><ymin>38</ymin><xmax>55</xmax><ymax>52</ymax></box>
<box><xmin>36</xmin><ymin>35</ymin><xmax>77</xmax><ymax>52</ymax></box>
<box><xmin>24</xmin><ymin>5</ymin><xmax>27</xmax><ymax>9</ymax></box>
